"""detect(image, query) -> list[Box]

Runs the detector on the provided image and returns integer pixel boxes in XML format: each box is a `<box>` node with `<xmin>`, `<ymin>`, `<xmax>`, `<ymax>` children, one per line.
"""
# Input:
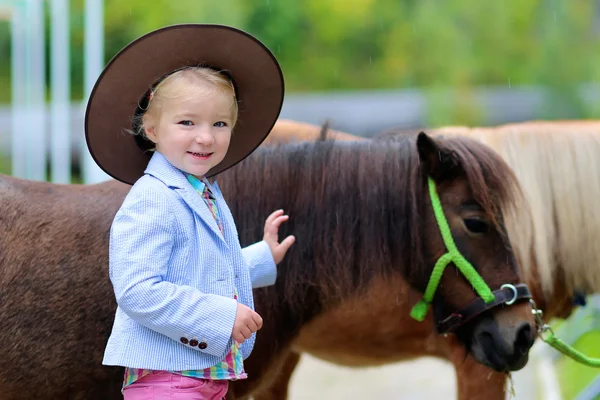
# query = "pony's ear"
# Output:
<box><xmin>416</xmin><ymin>132</ymin><xmax>458</xmax><ymax>180</ymax></box>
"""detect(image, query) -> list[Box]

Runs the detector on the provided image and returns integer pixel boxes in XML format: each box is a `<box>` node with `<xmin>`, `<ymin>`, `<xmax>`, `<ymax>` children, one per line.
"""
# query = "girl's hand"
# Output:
<box><xmin>263</xmin><ymin>209</ymin><xmax>295</xmax><ymax>264</ymax></box>
<box><xmin>232</xmin><ymin>303</ymin><xmax>262</xmax><ymax>343</ymax></box>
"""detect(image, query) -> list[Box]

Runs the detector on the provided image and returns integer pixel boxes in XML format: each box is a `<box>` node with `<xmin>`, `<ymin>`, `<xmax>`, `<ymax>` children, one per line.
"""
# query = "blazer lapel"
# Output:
<box><xmin>176</xmin><ymin>186</ymin><xmax>227</xmax><ymax>245</ymax></box>
<box><xmin>144</xmin><ymin>151</ymin><xmax>227</xmax><ymax>245</ymax></box>
<box><xmin>207</xmin><ymin>180</ymin><xmax>237</xmax><ymax>246</ymax></box>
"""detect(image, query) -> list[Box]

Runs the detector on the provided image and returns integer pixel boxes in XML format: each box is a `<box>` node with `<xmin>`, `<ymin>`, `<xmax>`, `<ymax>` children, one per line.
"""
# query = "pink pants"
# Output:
<box><xmin>122</xmin><ymin>371</ymin><xmax>229</xmax><ymax>400</ymax></box>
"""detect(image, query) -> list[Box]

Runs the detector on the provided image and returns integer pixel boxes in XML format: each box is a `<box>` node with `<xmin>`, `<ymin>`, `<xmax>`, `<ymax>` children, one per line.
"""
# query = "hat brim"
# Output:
<box><xmin>85</xmin><ymin>24</ymin><xmax>284</xmax><ymax>185</ymax></box>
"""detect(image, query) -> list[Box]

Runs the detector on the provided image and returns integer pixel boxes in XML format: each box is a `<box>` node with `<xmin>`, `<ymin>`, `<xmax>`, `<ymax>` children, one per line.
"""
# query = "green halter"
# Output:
<box><xmin>409</xmin><ymin>177</ymin><xmax>495</xmax><ymax>322</ymax></box>
<box><xmin>413</xmin><ymin>176</ymin><xmax>600</xmax><ymax>368</ymax></box>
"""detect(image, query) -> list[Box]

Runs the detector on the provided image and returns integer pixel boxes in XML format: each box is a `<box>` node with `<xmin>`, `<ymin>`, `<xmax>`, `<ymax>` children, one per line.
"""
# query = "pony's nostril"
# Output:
<box><xmin>478</xmin><ymin>330</ymin><xmax>505</xmax><ymax>368</ymax></box>
<box><xmin>514</xmin><ymin>323</ymin><xmax>534</xmax><ymax>352</ymax></box>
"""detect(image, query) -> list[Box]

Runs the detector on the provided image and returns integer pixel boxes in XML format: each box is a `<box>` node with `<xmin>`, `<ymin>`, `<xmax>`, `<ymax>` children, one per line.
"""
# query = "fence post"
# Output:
<box><xmin>50</xmin><ymin>0</ymin><xmax>71</xmax><ymax>183</ymax></box>
<box><xmin>25</xmin><ymin>0</ymin><xmax>46</xmax><ymax>181</ymax></box>
<box><xmin>9</xmin><ymin>0</ymin><xmax>25</xmax><ymax>178</ymax></box>
<box><xmin>11</xmin><ymin>0</ymin><xmax>47</xmax><ymax>181</ymax></box>
<box><xmin>9</xmin><ymin>0</ymin><xmax>46</xmax><ymax>181</ymax></box>
<box><xmin>81</xmin><ymin>0</ymin><xmax>109</xmax><ymax>184</ymax></box>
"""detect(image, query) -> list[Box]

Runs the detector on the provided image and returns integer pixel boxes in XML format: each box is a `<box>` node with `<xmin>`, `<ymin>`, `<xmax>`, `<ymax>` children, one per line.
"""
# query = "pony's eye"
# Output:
<box><xmin>464</xmin><ymin>218</ymin><xmax>489</xmax><ymax>234</ymax></box>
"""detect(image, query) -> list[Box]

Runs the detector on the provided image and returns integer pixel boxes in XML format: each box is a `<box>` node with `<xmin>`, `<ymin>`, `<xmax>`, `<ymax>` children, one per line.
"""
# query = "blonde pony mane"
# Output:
<box><xmin>434</xmin><ymin>121</ymin><xmax>600</xmax><ymax>299</ymax></box>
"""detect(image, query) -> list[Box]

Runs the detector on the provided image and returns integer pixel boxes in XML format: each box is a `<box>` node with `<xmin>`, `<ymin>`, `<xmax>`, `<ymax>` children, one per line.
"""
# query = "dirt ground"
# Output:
<box><xmin>287</xmin><ymin>342</ymin><xmax>549</xmax><ymax>400</ymax></box>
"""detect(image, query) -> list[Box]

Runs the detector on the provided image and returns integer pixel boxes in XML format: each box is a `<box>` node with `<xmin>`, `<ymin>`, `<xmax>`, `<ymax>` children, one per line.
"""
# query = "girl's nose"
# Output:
<box><xmin>195</xmin><ymin>129</ymin><xmax>215</xmax><ymax>145</ymax></box>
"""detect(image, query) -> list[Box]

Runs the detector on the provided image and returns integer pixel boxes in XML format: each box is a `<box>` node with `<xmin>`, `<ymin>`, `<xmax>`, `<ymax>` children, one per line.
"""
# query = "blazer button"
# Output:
<box><xmin>189</xmin><ymin>339</ymin><xmax>199</xmax><ymax>347</ymax></box>
<box><xmin>180</xmin><ymin>337</ymin><xmax>189</xmax><ymax>344</ymax></box>
<box><xmin>198</xmin><ymin>342</ymin><xmax>207</xmax><ymax>350</ymax></box>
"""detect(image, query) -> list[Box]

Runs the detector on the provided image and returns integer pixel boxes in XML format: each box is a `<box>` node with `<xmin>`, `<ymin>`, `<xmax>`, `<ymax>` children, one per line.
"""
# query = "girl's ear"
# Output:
<box><xmin>143</xmin><ymin>115</ymin><xmax>158</xmax><ymax>143</ymax></box>
<box><xmin>145</xmin><ymin>126</ymin><xmax>157</xmax><ymax>143</ymax></box>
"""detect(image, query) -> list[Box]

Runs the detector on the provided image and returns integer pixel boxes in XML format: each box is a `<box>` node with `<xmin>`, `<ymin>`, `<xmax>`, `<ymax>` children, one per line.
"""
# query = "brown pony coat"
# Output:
<box><xmin>0</xmin><ymin>177</ymin><xmax>127</xmax><ymax>399</ymax></box>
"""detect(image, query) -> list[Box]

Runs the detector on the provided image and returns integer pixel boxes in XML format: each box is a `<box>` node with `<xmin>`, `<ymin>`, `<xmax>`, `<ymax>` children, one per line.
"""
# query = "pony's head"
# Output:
<box><xmin>413</xmin><ymin>132</ymin><xmax>536</xmax><ymax>372</ymax></box>
<box><xmin>434</xmin><ymin>122</ymin><xmax>600</xmax><ymax>321</ymax></box>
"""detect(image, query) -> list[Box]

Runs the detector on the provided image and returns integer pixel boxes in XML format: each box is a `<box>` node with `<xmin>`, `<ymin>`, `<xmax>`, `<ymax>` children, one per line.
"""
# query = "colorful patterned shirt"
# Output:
<box><xmin>122</xmin><ymin>174</ymin><xmax>247</xmax><ymax>389</ymax></box>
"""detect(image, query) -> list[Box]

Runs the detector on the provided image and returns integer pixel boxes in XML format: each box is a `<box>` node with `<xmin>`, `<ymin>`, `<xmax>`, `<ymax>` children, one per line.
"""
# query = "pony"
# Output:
<box><xmin>0</xmin><ymin>131</ymin><xmax>535</xmax><ymax>399</ymax></box>
<box><xmin>260</xmin><ymin>119</ymin><xmax>361</xmax><ymax>145</ymax></box>
<box><xmin>248</xmin><ymin>119</ymin><xmax>600</xmax><ymax>400</ymax></box>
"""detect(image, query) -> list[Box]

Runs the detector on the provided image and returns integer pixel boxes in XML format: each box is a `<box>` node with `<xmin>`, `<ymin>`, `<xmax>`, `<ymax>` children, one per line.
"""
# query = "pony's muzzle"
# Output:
<box><xmin>472</xmin><ymin>316</ymin><xmax>535</xmax><ymax>372</ymax></box>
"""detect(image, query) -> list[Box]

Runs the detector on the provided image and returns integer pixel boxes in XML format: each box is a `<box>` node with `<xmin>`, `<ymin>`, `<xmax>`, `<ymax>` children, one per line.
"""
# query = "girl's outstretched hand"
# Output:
<box><xmin>263</xmin><ymin>209</ymin><xmax>295</xmax><ymax>264</ymax></box>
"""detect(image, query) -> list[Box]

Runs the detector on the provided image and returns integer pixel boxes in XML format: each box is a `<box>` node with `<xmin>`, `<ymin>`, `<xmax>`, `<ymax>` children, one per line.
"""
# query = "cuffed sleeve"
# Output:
<box><xmin>241</xmin><ymin>240</ymin><xmax>277</xmax><ymax>288</ymax></box>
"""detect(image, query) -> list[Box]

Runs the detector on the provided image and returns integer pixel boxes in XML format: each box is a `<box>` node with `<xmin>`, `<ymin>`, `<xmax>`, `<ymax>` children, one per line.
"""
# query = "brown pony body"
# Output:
<box><xmin>246</xmin><ymin>119</ymin><xmax>600</xmax><ymax>400</ymax></box>
<box><xmin>0</xmin><ymin>177</ymin><xmax>127</xmax><ymax>399</ymax></box>
<box><xmin>0</xmin><ymin>130</ymin><xmax>533</xmax><ymax>399</ymax></box>
<box><xmin>260</xmin><ymin>119</ymin><xmax>363</xmax><ymax>145</ymax></box>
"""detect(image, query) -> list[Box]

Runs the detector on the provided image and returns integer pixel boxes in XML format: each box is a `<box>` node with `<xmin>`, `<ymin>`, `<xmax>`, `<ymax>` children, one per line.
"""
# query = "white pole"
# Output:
<box><xmin>25</xmin><ymin>0</ymin><xmax>46</xmax><ymax>181</ymax></box>
<box><xmin>50</xmin><ymin>0</ymin><xmax>71</xmax><ymax>183</ymax></box>
<box><xmin>10</xmin><ymin>1</ymin><xmax>26</xmax><ymax>178</ymax></box>
<box><xmin>82</xmin><ymin>0</ymin><xmax>109</xmax><ymax>183</ymax></box>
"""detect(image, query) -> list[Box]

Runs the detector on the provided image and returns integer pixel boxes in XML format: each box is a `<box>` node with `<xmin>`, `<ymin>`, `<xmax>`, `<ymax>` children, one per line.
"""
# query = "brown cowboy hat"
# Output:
<box><xmin>84</xmin><ymin>24</ymin><xmax>284</xmax><ymax>185</ymax></box>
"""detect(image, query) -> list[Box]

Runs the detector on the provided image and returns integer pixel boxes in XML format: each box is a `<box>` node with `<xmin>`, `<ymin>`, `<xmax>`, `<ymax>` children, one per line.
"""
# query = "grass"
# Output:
<box><xmin>0</xmin><ymin>154</ymin><xmax>10</xmax><ymax>175</ymax></box>
<box><xmin>555</xmin><ymin>329</ymin><xmax>600</xmax><ymax>399</ymax></box>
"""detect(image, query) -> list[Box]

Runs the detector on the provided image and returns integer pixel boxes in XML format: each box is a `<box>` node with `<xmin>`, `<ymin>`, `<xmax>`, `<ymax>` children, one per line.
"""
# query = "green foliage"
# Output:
<box><xmin>556</xmin><ymin>330</ymin><xmax>600</xmax><ymax>400</ymax></box>
<box><xmin>0</xmin><ymin>154</ymin><xmax>9</xmax><ymax>175</ymax></box>
<box><xmin>1</xmin><ymin>0</ymin><xmax>600</xmax><ymax>126</ymax></box>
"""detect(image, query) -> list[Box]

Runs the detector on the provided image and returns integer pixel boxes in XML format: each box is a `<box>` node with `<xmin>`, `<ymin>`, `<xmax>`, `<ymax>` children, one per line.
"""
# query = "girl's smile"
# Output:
<box><xmin>187</xmin><ymin>151</ymin><xmax>214</xmax><ymax>160</ymax></box>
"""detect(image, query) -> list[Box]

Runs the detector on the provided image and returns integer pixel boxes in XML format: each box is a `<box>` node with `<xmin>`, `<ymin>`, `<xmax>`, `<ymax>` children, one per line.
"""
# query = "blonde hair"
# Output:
<box><xmin>130</xmin><ymin>66</ymin><xmax>238</xmax><ymax>141</ymax></box>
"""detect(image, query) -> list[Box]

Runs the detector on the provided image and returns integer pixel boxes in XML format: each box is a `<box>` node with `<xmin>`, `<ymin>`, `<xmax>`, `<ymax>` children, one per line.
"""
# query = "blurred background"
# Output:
<box><xmin>1</xmin><ymin>1</ymin><xmax>600</xmax><ymax>399</ymax></box>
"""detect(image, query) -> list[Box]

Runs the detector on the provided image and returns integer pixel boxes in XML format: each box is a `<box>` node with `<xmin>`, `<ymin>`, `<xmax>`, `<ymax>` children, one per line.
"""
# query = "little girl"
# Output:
<box><xmin>84</xmin><ymin>24</ymin><xmax>294</xmax><ymax>399</ymax></box>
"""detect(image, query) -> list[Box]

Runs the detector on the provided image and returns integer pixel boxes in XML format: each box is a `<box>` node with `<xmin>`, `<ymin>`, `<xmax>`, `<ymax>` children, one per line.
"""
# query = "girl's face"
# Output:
<box><xmin>144</xmin><ymin>87</ymin><xmax>234</xmax><ymax>179</ymax></box>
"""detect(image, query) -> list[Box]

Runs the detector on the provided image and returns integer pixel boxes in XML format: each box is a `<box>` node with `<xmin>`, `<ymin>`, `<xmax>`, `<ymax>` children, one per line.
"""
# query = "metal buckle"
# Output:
<box><xmin>501</xmin><ymin>283</ymin><xmax>518</xmax><ymax>305</ymax></box>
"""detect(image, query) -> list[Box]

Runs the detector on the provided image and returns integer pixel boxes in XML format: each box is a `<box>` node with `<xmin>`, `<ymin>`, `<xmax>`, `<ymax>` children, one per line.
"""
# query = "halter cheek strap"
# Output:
<box><xmin>409</xmin><ymin>177</ymin><xmax>496</xmax><ymax>322</ymax></box>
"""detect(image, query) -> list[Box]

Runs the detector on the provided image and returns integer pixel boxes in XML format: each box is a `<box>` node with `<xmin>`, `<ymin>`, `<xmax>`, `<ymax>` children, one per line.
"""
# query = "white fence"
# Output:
<box><xmin>2</xmin><ymin>83</ymin><xmax>600</xmax><ymax>184</ymax></box>
<box><xmin>1</xmin><ymin>0</ymin><xmax>109</xmax><ymax>184</ymax></box>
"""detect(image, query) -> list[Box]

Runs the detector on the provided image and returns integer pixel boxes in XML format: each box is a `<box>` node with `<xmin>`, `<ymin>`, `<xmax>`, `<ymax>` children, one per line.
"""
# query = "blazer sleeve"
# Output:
<box><xmin>108</xmin><ymin>181</ymin><xmax>237</xmax><ymax>358</ymax></box>
<box><xmin>241</xmin><ymin>241</ymin><xmax>277</xmax><ymax>288</ymax></box>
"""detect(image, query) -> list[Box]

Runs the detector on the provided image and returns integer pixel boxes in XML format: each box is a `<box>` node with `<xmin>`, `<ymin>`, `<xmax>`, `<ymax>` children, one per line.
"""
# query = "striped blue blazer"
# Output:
<box><xmin>102</xmin><ymin>151</ymin><xmax>276</xmax><ymax>371</ymax></box>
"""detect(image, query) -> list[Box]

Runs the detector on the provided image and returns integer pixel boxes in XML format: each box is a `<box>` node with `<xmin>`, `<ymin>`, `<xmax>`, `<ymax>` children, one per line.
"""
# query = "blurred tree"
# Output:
<box><xmin>0</xmin><ymin>0</ymin><xmax>599</xmax><ymax>126</ymax></box>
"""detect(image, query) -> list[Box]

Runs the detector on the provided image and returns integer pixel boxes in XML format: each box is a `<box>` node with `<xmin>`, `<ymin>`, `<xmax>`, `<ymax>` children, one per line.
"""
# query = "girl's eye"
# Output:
<box><xmin>464</xmin><ymin>218</ymin><xmax>489</xmax><ymax>234</ymax></box>
<box><xmin>178</xmin><ymin>120</ymin><xmax>193</xmax><ymax>126</ymax></box>
<box><xmin>214</xmin><ymin>121</ymin><xmax>227</xmax><ymax>128</ymax></box>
